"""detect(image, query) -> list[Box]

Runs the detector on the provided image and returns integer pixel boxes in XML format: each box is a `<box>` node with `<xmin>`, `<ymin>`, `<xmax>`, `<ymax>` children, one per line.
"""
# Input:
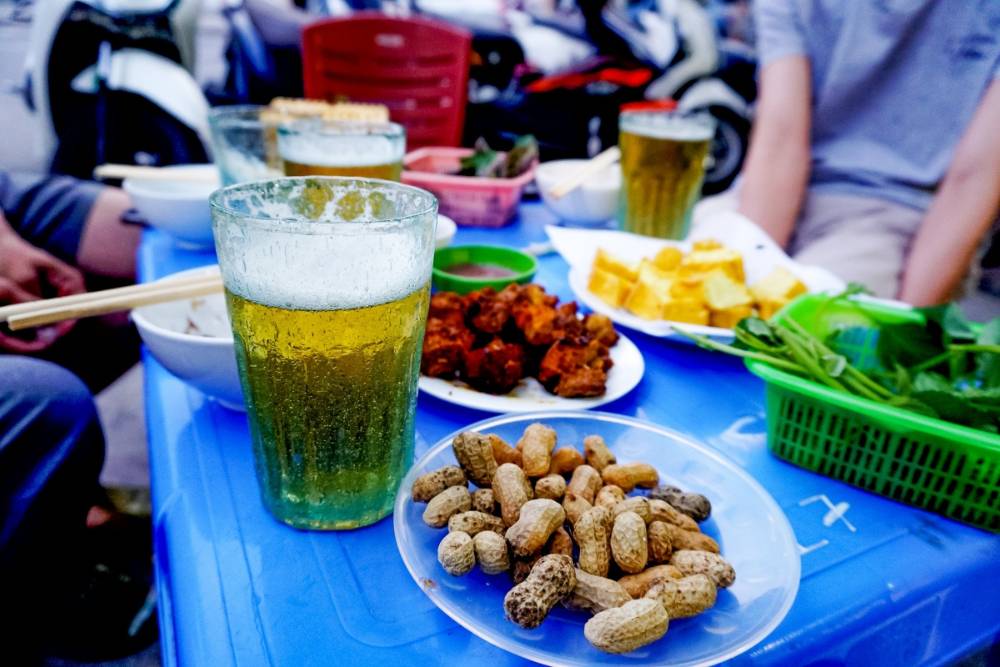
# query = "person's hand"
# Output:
<box><xmin>0</xmin><ymin>236</ymin><xmax>84</xmax><ymax>352</ymax></box>
<box><xmin>0</xmin><ymin>233</ymin><xmax>86</xmax><ymax>298</ymax></box>
<box><xmin>0</xmin><ymin>276</ymin><xmax>76</xmax><ymax>352</ymax></box>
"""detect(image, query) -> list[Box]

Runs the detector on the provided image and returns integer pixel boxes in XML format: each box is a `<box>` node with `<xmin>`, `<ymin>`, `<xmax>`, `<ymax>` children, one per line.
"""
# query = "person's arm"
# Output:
<box><xmin>737</xmin><ymin>55</ymin><xmax>812</xmax><ymax>248</ymax></box>
<box><xmin>897</xmin><ymin>80</ymin><xmax>1000</xmax><ymax>306</ymax></box>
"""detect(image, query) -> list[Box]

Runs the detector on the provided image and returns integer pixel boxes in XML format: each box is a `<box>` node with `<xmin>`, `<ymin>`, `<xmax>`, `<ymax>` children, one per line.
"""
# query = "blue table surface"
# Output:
<box><xmin>139</xmin><ymin>203</ymin><xmax>999</xmax><ymax>667</ymax></box>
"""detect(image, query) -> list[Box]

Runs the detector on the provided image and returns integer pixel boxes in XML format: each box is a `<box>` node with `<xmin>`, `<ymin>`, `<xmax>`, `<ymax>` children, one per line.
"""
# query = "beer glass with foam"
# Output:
<box><xmin>278</xmin><ymin>119</ymin><xmax>405</xmax><ymax>180</ymax></box>
<box><xmin>618</xmin><ymin>109</ymin><xmax>715</xmax><ymax>239</ymax></box>
<box><xmin>210</xmin><ymin>177</ymin><xmax>436</xmax><ymax>529</ymax></box>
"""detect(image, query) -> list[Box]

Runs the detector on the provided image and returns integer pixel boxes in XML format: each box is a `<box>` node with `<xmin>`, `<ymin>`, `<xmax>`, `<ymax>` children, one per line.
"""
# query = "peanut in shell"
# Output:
<box><xmin>437</xmin><ymin>531</ymin><xmax>475</xmax><ymax>576</ymax></box>
<box><xmin>411</xmin><ymin>465</ymin><xmax>467</xmax><ymax>502</ymax></box>
<box><xmin>610</xmin><ymin>511</ymin><xmax>648</xmax><ymax>574</ymax></box>
<box><xmin>584</xmin><ymin>599</ymin><xmax>668</xmax><ymax>654</ymax></box>
<box><xmin>504</xmin><ymin>554</ymin><xmax>576</xmax><ymax>629</ymax></box>
<box><xmin>422</xmin><ymin>485</ymin><xmax>472</xmax><ymax>528</ymax></box>
<box><xmin>452</xmin><ymin>431</ymin><xmax>498</xmax><ymax>487</ymax></box>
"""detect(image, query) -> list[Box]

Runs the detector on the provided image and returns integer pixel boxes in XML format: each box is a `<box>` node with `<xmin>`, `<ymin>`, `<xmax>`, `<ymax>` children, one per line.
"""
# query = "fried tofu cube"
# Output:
<box><xmin>710</xmin><ymin>304</ymin><xmax>754</xmax><ymax>328</ymax></box>
<box><xmin>588</xmin><ymin>267</ymin><xmax>633</xmax><ymax>308</ymax></box>
<box><xmin>751</xmin><ymin>267</ymin><xmax>808</xmax><ymax>319</ymax></box>
<box><xmin>662</xmin><ymin>298</ymin><xmax>710</xmax><ymax>325</ymax></box>
<box><xmin>594</xmin><ymin>249</ymin><xmax>640</xmax><ymax>283</ymax></box>
<box><xmin>652</xmin><ymin>246</ymin><xmax>683</xmax><ymax>272</ymax></box>
<box><xmin>670</xmin><ymin>275</ymin><xmax>706</xmax><ymax>302</ymax></box>
<box><xmin>692</xmin><ymin>239</ymin><xmax>723</xmax><ymax>251</ymax></box>
<box><xmin>624</xmin><ymin>263</ymin><xmax>673</xmax><ymax>320</ymax></box>
<box><xmin>755</xmin><ymin>300</ymin><xmax>785</xmax><ymax>320</ymax></box>
<box><xmin>702</xmin><ymin>269</ymin><xmax>753</xmax><ymax>311</ymax></box>
<box><xmin>680</xmin><ymin>248</ymin><xmax>745</xmax><ymax>282</ymax></box>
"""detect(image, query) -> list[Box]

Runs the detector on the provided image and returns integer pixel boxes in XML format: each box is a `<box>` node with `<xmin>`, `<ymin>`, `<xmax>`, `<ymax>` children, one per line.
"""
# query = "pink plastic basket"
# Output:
<box><xmin>402</xmin><ymin>147</ymin><xmax>536</xmax><ymax>228</ymax></box>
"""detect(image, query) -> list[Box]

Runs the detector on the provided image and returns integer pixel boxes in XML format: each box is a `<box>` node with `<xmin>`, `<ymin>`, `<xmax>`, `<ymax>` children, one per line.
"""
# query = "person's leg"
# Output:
<box><xmin>0</xmin><ymin>357</ymin><xmax>105</xmax><ymax>659</ymax></box>
<box><xmin>788</xmin><ymin>192</ymin><xmax>924</xmax><ymax>299</ymax></box>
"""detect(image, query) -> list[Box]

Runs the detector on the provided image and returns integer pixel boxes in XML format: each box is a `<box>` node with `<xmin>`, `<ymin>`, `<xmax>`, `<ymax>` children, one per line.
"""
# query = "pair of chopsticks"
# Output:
<box><xmin>0</xmin><ymin>268</ymin><xmax>224</xmax><ymax>331</ymax></box>
<box><xmin>546</xmin><ymin>147</ymin><xmax>621</xmax><ymax>200</ymax></box>
<box><xmin>94</xmin><ymin>164</ymin><xmax>218</xmax><ymax>183</ymax></box>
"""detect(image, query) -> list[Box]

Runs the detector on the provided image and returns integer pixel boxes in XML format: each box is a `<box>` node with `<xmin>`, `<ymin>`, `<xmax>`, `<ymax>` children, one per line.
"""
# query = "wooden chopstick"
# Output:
<box><xmin>3</xmin><ymin>272</ymin><xmax>224</xmax><ymax>331</ymax></box>
<box><xmin>547</xmin><ymin>147</ymin><xmax>621</xmax><ymax>200</ymax></box>
<box><xmin>0</xmin><ymin>268</ymin><xmax>222</xmax><ymax>322</ymax></box>
<box><xmin>94</xmin><ymin>164</ymin><xmax>219</xmax><ymax>183</ymax></box>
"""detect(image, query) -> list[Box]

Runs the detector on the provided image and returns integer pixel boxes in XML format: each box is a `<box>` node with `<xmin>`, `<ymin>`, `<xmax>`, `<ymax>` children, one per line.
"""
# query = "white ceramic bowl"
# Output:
<box><xmin>123</xmin><ymin>165</ymin><xmax>219</xmax><ymax>248</ymax></box>
<box><xmin>132</xmin><ymin>270</ymin><xmax>243</xmax><ymax>410</ymax></box>
<box><xmin>436</xmin><ymin>213</ymin><xmax>457</xmax><ymax>248</ymax></box>
<box><xmin>536</xmin><ymin>159</ymin><xmax>621</xmax><ymax>225</ymax></box>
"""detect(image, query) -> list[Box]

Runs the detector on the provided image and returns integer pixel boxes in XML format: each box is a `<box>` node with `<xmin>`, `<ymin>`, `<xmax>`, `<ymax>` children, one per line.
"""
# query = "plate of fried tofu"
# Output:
<box><xmin>549</xmin><ymin>214</ymin><xmax>845</xmax><ymax>342</ymax></box>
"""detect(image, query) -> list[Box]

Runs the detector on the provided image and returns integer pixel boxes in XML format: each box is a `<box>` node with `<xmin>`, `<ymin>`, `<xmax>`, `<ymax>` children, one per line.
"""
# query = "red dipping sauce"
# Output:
<box><xmin>445</xmin><ymin>263</ymin><xmax>516</xmax><ymax>278</ymax></box>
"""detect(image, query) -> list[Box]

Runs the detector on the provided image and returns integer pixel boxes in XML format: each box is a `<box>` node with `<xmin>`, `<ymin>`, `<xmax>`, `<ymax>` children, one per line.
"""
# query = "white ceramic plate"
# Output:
<box><xmin>394</xmin><ymin>411</ymin><xmax>801</xmax><ymax>667</ymax></box>
<box><xmin>552</xmin><ymin>215</ymin><xmax>847</xmax><ymax>344</ymax></box>
<box><xmin>418</xmin><ymin>332</ymin><xmax>644</xmax><ymax>413</ymax></box>
<box><xmin>568</xmin><ymin>266</ymin><xmax>733</xmax><ymax>343</ymax></box>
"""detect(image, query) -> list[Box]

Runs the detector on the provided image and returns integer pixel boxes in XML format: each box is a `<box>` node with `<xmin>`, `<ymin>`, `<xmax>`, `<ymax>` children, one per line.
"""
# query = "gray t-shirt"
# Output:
<box><xmin>754</xmin><ymin>0</ymin><xmax>1000</xmax><ymax>211</ymax></box>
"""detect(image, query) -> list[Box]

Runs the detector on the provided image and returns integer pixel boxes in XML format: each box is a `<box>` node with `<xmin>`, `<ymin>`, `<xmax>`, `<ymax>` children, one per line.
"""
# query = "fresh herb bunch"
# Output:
<box><xmin>458</xmin><ymin>135</ymin><xmax>538</xmax><ymax>178</ymax></box>
<box><xmin>684</xmin><ymin>287</ymin><xmax>1000</xmax><ymax>434</ymax></box>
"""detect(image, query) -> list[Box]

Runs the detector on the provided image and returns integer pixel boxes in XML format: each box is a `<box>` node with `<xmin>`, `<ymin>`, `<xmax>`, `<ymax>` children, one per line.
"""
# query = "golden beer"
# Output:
<box><xmin>279</xmin><ymin>120</ymin><xmax>405</xmax><ymax>181</ymax></box>
<box><xmin>210</xmin><ymin>177</ymin><xmax>437</xmax><ymax>530</ymax></box>
<box><xmin>618</xmin><ymin>111</ymin><xmax>714</xmax><ymax>239</ymax></box>
<box><xmin>282</xmin><ymin>159</ymin><xmax>402</xmax><ymax>180</ymax></box>
<box><xmin>227</xmin><ymin>287</ymin><xmax>429</xmax><ymax>529</ymax></box>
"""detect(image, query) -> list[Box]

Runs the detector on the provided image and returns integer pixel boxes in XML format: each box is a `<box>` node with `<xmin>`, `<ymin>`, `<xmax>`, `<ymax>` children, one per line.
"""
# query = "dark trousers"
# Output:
<box><xmin>0</xmin><ymin>357</ymin><xmax>105</xmax><ymax>657</ymax></box>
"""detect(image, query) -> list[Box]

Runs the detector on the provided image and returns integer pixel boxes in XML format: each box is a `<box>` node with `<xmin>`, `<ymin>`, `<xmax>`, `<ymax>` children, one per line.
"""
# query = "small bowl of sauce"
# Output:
<box><xmin>432</xmin><ymin>245</ymin><xmax>538</xmax><ymax>294</ymax></box>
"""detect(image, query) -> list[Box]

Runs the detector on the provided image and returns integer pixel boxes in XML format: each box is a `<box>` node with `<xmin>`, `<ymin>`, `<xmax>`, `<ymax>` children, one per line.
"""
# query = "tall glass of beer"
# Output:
<box><xmin>618</xmin><ymin>109</ymin><xmax>715</xmax><ymax>239</ymax></box>
<box><xmin>278</xmin><ymin>120</ymin><xmax>406</xmax><ymax>180</ymax></box>
<box><xmin>210</xmin><ymin>177</ymin><xmax>436</xmax><ymax>529</ymax></box>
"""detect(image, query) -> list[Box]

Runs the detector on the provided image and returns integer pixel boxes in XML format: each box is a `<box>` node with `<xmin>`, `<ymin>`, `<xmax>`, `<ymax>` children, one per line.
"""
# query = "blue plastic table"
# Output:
<box><xmin>139</xmin><ymin>203</ymin><xmax>999</xmax><ymax>666</ymax></box>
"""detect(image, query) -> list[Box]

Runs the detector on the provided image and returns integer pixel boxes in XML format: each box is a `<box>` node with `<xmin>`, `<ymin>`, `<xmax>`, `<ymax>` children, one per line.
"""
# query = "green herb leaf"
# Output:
<box><xmin>975</xmin><ymin>318</ymin><xmax>1000</xmax><ymax>387</ymax></box>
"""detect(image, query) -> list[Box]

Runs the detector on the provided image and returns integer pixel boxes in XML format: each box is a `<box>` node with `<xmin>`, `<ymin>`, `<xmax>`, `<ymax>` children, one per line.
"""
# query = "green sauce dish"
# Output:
<box><xmin>432</xmin><ymin>245</ymin><xmax>538</xmax><ymax>294</ymax></box>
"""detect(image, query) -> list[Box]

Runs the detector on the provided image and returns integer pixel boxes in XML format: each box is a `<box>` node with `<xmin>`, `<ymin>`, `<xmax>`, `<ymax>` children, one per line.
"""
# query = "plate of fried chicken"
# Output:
<box><xmin>419</xmin><ymin>283</ymin><xmax>644</xmax><ymax>413</ymax></box>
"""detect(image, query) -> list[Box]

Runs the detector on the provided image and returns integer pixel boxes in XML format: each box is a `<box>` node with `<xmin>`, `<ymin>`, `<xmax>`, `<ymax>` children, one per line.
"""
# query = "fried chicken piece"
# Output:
<box><xmin>421</xmin><ymin>319</ymin><xmax>475</xmax><ymax>378</ymax></box>
<box><xmin>463</xmin><ymin>337</ymin><xmax>525</xmax><ymax>394</ymax></box>
<box><xmin>553</xmin><ymin>301</ymin><xmax>585</xmax><ymax>339</ymax></box>
<box><xmin>584</xmin><ymin>313</ymin><xmax>619</xmax><ymax>347</ymax></box>
<box><xmin>429</xmin><ymin>292</ymin><xmax>467</xmax><ymax>329</ymax></box>
<box><xmin>465</xmin><ymin>287</ymin><xmax>514</xmax><ymax>334</ymax></box>
<box><xmin>510</xmin><ymin>284</ymin><xmax>560</xmax><ymax>346</ymax></box>
<box><xmin>537</xmin><ymin>337</ymin><xmax>611</xmax><ymax>398</ymax></box>
<box><xmin>555</xmin><ymin>366</ymin><xmax>608</xmax><ymax>398</ymax></box>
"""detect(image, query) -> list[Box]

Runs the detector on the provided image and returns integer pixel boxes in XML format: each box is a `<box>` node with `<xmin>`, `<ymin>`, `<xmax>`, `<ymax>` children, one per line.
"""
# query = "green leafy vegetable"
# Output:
<box><xmin>680</xmin><ymin>291</ymin><xmax>1000</xmax><ymax>435</ymax></box>
<box><xmin>458</xmin><ymin>136</ymin><xmax>538</xmax><ymax>178</ymax></box>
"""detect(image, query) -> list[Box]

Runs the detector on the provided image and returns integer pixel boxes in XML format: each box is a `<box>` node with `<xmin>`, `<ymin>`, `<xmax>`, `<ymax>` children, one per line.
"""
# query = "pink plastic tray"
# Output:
<box><xmin>402</xmin><ymin>147</ymin><xmax>536</xmax><ymax>228</ymax></box>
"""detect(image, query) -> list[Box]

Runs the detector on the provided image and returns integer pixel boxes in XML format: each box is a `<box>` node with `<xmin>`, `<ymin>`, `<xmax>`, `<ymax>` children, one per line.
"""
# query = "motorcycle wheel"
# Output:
<box><xmin>702</xmin><ymin>105</ymin><xmax>750</xmax><ymax>196</ymax></box>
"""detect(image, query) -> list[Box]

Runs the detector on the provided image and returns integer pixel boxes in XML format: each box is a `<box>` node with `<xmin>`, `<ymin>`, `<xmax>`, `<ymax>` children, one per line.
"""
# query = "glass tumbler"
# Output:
<box><xmin>210</xmin><ymin>177</ymin><xmax>437</xmax><ymax>529</ymax></box>
<box><xmin>278</xmin><ymin>119</ymin><xmax>406</xmax><ymax>181</ymax></box>
<box><xmin>618</xmin><ymin>109</ymin><xmax>715</xmax><ymax>239</ymax></box>
<box><xmin>207</xmin><ymin>105</ymin><xmax>284</xmax><ymax>185</ymax></box>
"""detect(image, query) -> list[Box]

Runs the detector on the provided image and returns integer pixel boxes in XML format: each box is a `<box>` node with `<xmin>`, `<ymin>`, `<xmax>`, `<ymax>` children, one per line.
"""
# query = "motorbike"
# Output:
<box><xmin>455</xmin><ymin>0</ymin><xmax>756</xmax><ymax>193</ymax></box>
<box><xmin>603</xmin><ymin>0</ymin><xmax>754</xmax><ymax>193</ymax></box>
<box><xmin>23</xmin><ymin>0</ymin><xmax>211</xmax><ymax>177</ymax></box>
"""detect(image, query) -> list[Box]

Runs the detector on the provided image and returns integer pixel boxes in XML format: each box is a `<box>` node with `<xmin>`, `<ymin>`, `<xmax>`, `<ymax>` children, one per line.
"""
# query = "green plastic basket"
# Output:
<box><xmin>746</xmin><ymin>294</ymin><xmax>1000</xmax><ymax>532</ymax></box>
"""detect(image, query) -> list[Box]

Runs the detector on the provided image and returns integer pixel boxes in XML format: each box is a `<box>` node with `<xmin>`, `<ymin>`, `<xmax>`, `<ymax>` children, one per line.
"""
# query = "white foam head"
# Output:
<box><xmin>621</xmin><ymin>112</ymin><xmax>715</xmax><ymax>142</ymax></box>
<box><xmin>212</xmin><ymin>179</ymin><xmax>437</xmax><ymax>310</ymax></box>
<box><xmin>279</xmin><ymin>123</ymin><xmax>404</xmax><ymax>167</ymax></box>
